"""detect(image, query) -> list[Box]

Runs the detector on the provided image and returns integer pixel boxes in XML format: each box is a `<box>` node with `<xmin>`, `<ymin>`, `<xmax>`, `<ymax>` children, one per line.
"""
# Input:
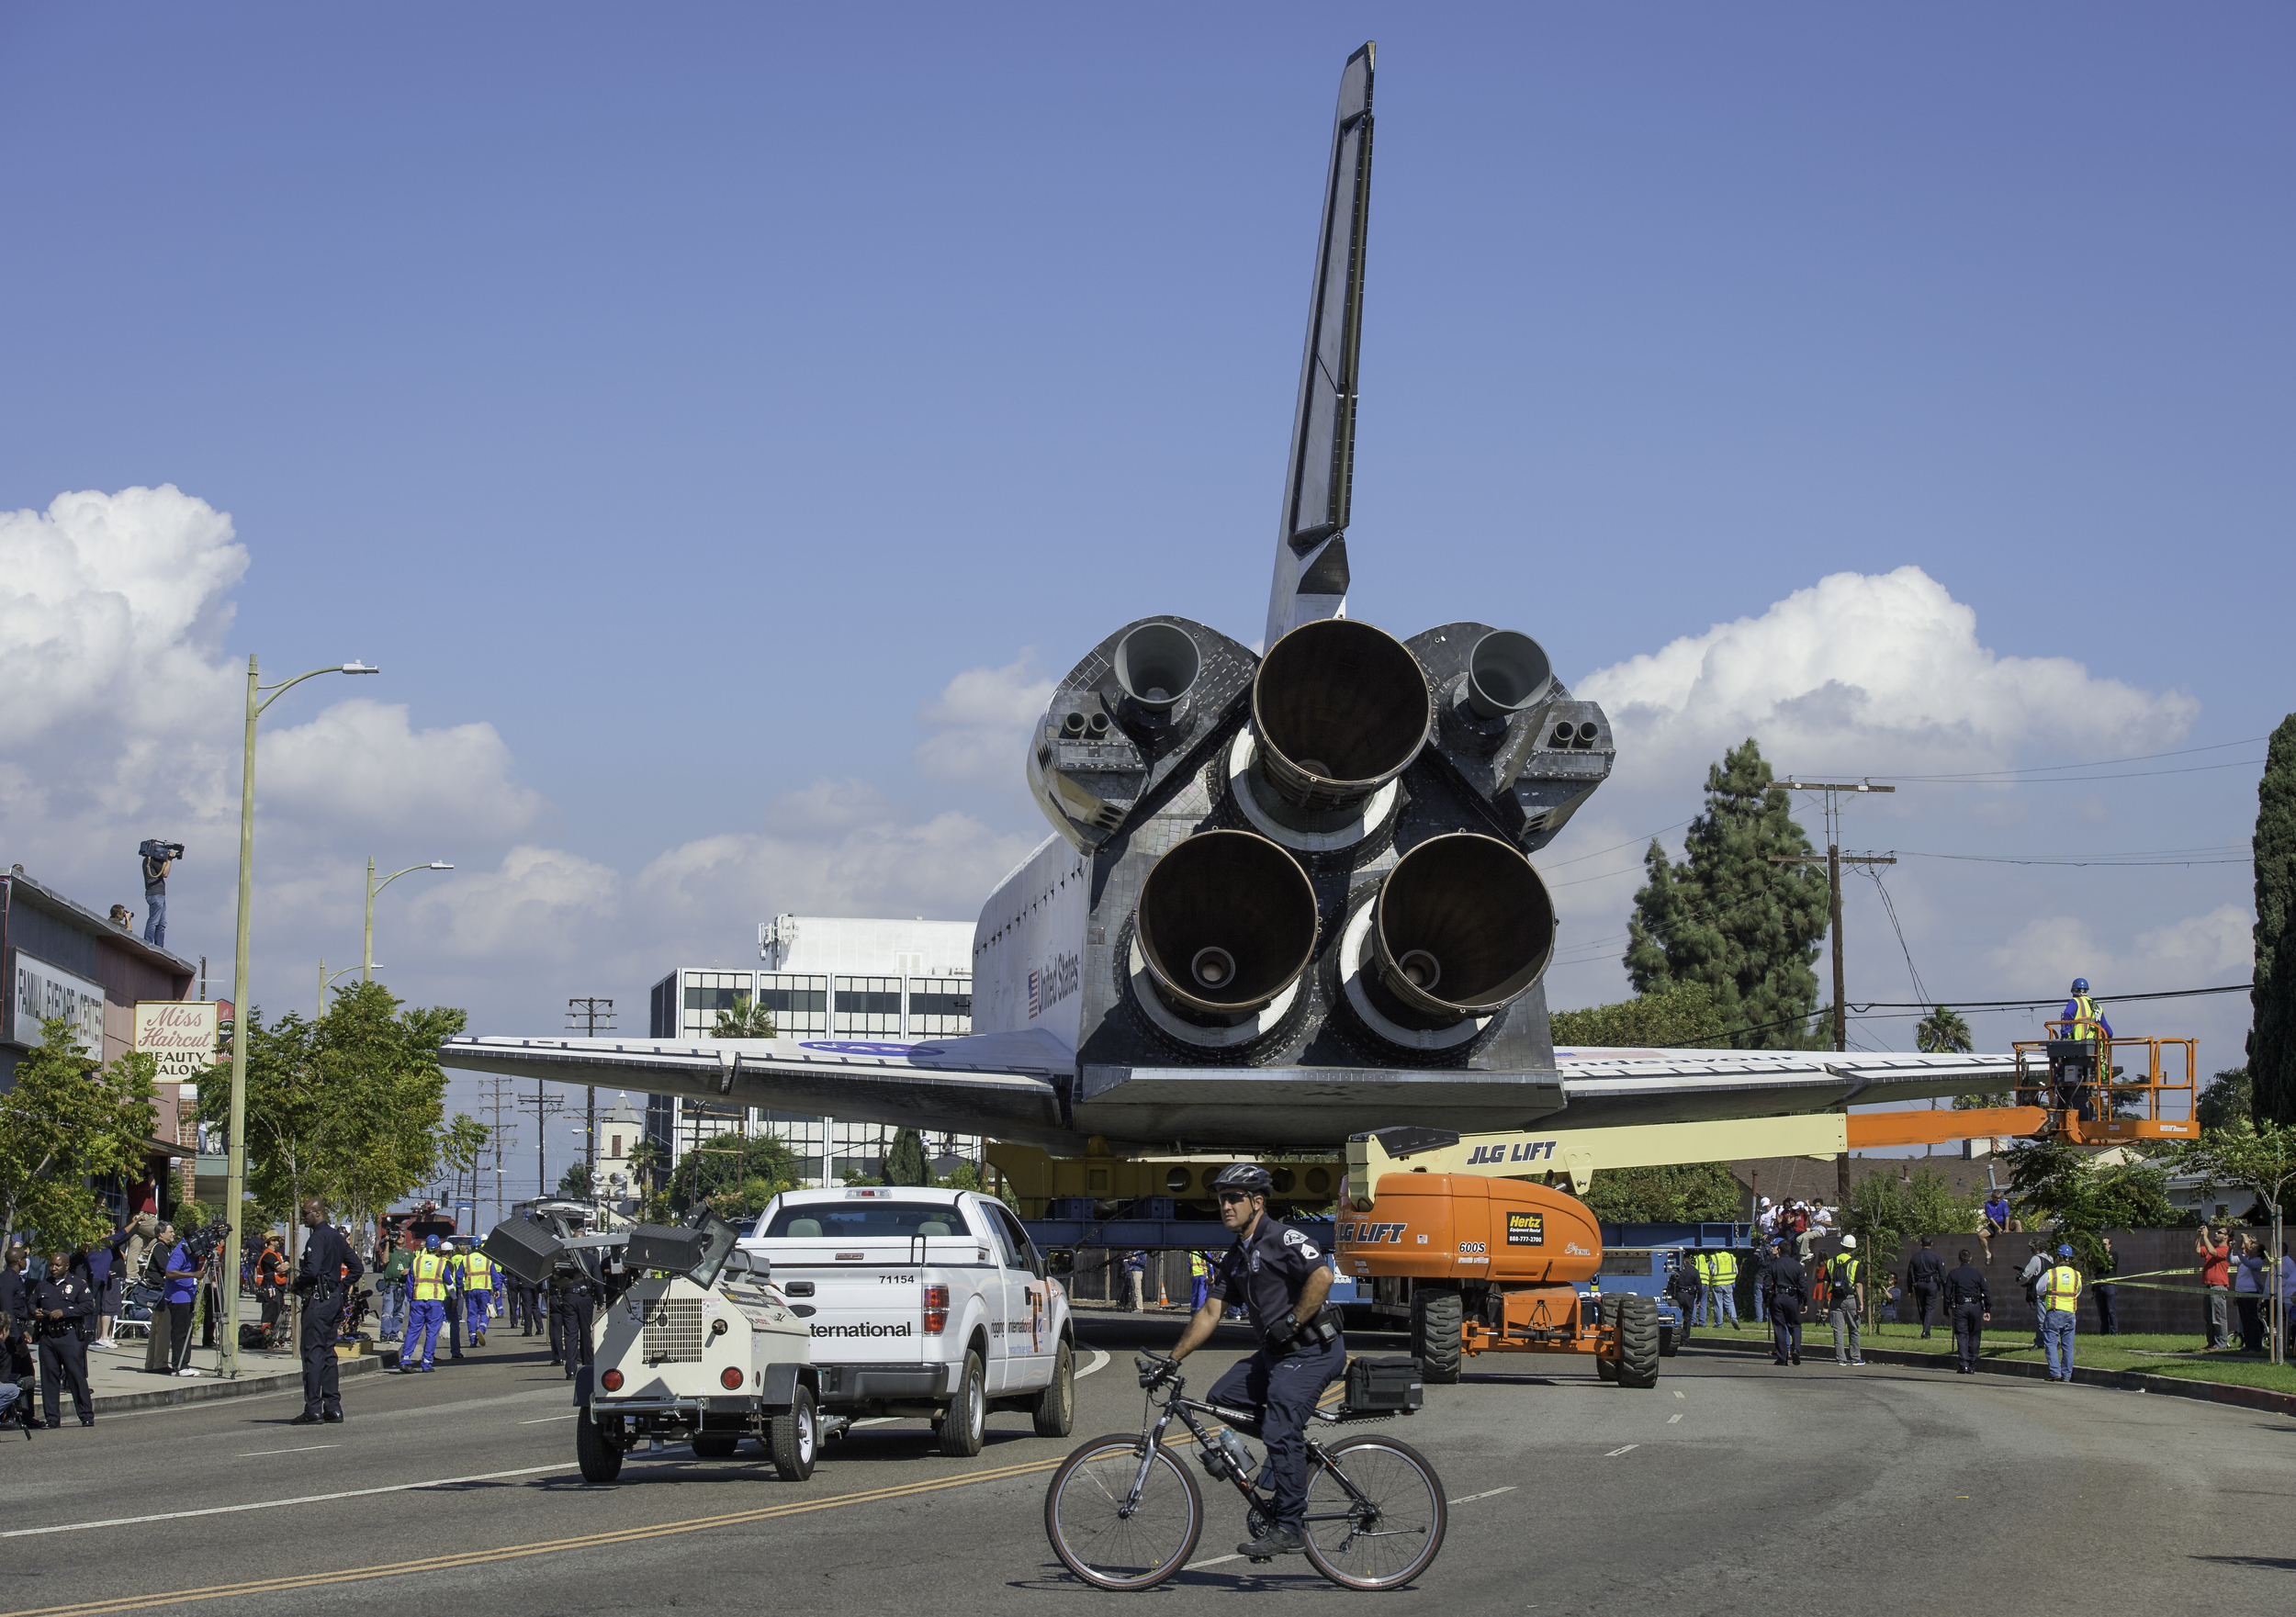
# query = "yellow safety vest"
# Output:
<box><xmin>1692</xmin><ymin>1252</ymin><xmax>1713</xmax><ymax>1284</ymax></box>
<box><xmin>1711</xmin><ymin>1252</ymin><xmax>1739</xmax><ymax>1285</ymax></box>
<box><xmin>411</xmin><ymin>1252</ymin><xmax>451</xmax><ymax>1302</ymax></box>
<box><xmin>2041</xmin><ymin>1264</ymin><xmax>2081</xmax><ymax>1313</ymax></box>
<box><xmin>2069</xmin><ymin>994</ymin><xmax>2102</xmax><ymax>1041</ymax></box>
<box><xmin>463</xmin><ymin>1252</ymin><xmax>494</xmax><ymax>1288</ymax></box>
<box><xmin>1188</xmin><ymin>1252</ymin><xmax>1210</xmax><ymax>1279</ymax></box>
<box><xmin>1829</xmin><ymin>1254</ymin><xmax>1862</xmax><ymax>1295</ymax></box>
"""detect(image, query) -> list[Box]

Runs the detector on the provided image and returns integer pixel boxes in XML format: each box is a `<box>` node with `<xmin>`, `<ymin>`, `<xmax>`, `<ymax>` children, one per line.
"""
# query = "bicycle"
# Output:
<box><xmin>1043</xmin><ymin>1354</ymin><xmax>1446</xmax><ymax>1591</ymax></box>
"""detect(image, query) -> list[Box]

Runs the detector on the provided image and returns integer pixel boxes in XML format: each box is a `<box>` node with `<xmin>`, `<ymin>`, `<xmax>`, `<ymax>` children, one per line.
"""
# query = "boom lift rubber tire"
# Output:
<box><xmin>576</xmin><ymin>1414</ymin><xmax>624</xmax><ymax>1484</ymax></box>
<box><xmin>1596</xmin><ymin>1294</ymin><xmax>1621</xmax><ymax>1384</ymax></box>
<box><xmin>769</xmin><ymin>1386</ymin><xmax>817</xmax><ymax>1481</ymax></box>
<box><xmin>938</xmin><ymin>1351</ymin><xmax>988</xmax><ymax>1457</ymax></box>
<box><xmin>1410</xmin><ymin>1286</ymin><xmax>1463</xmax><ymax>1385</ymax></box>
<box><xmin>1032</xmin><ymin>1338</ymin><xmax>1077</xmax><ymax>1438</ymax></box>
<box><xmin>1660</xmin><ymin>1319</ymin><xmax>1684</xmax><ymax>1357</ymax></box>
<box><xmin>1616</xmin><ymin>1294</ymin><xmax>1661</xmax><ymax>1388</ymax></box>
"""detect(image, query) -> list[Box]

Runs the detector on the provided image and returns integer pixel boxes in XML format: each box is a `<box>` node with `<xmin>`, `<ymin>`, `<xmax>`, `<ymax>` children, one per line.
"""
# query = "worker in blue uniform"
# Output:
<box><xmin>399</xmin><ymin>1236</ymin><xmax>451</xmax><ymax>1373</ymax></box>
<box><xmin>459</xmin><ymin>1238</ymin><xmax>502</xmax><ymax>1347</ymax></box>
<box><xmin>1157</xmin><ymin>1163</ymin><xmax>1344</xmax><ymax>1562</ymax></box>
<box><xmin>2054</xmin><ymin>978</ymin><xmax>2112</xmax><ymax>1118</ymax></box>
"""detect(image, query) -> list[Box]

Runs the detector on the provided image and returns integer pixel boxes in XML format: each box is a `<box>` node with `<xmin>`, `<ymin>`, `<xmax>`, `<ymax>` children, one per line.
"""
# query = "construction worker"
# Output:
<box><xmin>1705</xmin><ymin>1247</ymin><xmax>1740</xmax><ymax>1329</ymax></box>
<box><xmin>1827</xmin><ymin>1235</ymin><xmax>1867</xmax><ymax>1366</ymax></box>
<box><xmin>2054</xmin><ymin>977</ymin><xmax>2112</xmax><ymax>1117</ymax></box>
<box><xmin>1188</xmin><ymin>1250</ymin><xmax>1211</xmax><ymax>1314</ymax></box>
<box><xmin>456</xmin><ymin>1236</ymin><xmax>502</xmax><ymax>1349</ymax></box>
<box><xmin>2038</xmin><ymin>1244</ymin><xmax>2082</xmax><ymax>1382</ymax></box>
<box><xmin>399</xmin><ymin>1236</ymin><xmax>451</xmax><ymax>1374</ymax></box>
<box><xmin>442</xmin><ymin>1237</ymin><xmax>468</xmax><ymax>1361</ymax></box>
<box><xmin>1943</xmin><ymin>1248</ymin><xmax>1990</xmax><ymax>1373</ymax></box>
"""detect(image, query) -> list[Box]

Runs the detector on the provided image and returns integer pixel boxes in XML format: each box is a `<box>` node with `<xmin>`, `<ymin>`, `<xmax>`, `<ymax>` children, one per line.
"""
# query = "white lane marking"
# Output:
<box><xmin>1077</xmin><ymin>1348</ymin><xmax>1110</xmax><ymax>1380</ymax></box>
<box><xmin>1667</xmin><ymin>1414</ymin><xmax>1683</xmax><ymax>1424</ymax></box>
<box><xmin>236</xmin><ymin>1444</ymin><xmax>337</xmax><ymax>1456</ymax></box>
<box><xmin>518</xmin><ymin>1414</ymin><xmax>579</xmax><ymax>1424</ymax></box>
<box><xmin>1190</xmin><ymin>1554</ymin><xmax>1245</xmax><ymax>1569</ymax></box>
<box><xmin>1446</xmin><ymin>1486</ymin><xmax>1517</xmax><ymax>1505</ymax></box>
<box><xmin>1672</xmin><ymin>1390</ymin><xmax>1685</xmax><ymax>1398</ymax></box>
<box><xmin>0</xmin><ymin>1464</ymin><xmax>566</xmax><ymax>1538</ymax></box>
<box><xmin>1604</xmin><ymin>1444</ymin><xmax>1638</xmax><ymax>1457</ymax></box>
<box><xmin>852</xmin><ymin>1417</ymin><xmax>898</xmax><ymax>1427</ymax></box>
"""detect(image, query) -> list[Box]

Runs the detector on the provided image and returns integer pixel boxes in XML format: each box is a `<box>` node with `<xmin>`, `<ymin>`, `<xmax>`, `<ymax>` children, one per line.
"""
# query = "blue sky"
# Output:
<box><xmin>2</xmin><ymin>6</ymin><xmax>2285</xmax><ymax>1196</ymax></box>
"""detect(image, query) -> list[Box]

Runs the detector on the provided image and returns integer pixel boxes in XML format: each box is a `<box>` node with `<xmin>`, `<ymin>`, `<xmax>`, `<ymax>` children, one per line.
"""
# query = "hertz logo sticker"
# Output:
<box><xmin>1506</xmin><ymin>1212</ymin><xmax>1544</xmax><ymax>1247</ymax></box>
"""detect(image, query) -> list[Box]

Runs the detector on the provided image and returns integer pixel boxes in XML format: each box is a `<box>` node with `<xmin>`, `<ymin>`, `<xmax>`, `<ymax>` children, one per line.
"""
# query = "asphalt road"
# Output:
<box><xmin>3</xmin><ymin>1317</ymin><xmax>2289</xmax><ymax>1617</ymax></box>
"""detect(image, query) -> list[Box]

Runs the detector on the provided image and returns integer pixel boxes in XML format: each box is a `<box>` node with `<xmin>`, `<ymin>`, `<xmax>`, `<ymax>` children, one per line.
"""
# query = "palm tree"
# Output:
<box><xmin>1917</xmin><ymin>1005</ymin><xmax>1973</xmax><ymax>1054</ymax></box>
<box><xmin>711</xmin><ymin>995</ymin><xmax>777</xmax><ymax>1039</ymax></box>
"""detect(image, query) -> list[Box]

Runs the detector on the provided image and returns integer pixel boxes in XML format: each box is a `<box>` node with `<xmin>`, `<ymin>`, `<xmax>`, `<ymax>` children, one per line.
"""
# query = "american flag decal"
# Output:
<box><xmin>1028</xmin><ymin>971</ymin><xmax>1041</xmax><ymax>1017</ymax></box>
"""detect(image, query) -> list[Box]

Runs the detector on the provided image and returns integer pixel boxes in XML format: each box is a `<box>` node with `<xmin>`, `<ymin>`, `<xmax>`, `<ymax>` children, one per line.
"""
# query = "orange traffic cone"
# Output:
<box><xmin>1158</xmin><ymin>1275</ymin><xmax>1170</xmax><ymax>1308</ymax></box>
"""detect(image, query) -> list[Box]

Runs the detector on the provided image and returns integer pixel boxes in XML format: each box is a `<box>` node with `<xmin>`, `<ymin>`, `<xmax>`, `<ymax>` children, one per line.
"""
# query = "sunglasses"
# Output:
<box><xmin>1216</xmin><ymin>1190</ymin><xmax>1257</xmax><ymax>1205</ymax></box>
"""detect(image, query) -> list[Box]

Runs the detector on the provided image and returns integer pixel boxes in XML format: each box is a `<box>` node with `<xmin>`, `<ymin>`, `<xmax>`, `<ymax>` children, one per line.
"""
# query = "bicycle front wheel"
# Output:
<box><xmin>1301</xmin><ymin>1433</ymin><xmax>1447</xmax><ymax>1590</ymax></box>
<box><xmin>1044</xmin><ymin>1434</ymin><xmax>1204</xmax><ymax>1591</ymax></box>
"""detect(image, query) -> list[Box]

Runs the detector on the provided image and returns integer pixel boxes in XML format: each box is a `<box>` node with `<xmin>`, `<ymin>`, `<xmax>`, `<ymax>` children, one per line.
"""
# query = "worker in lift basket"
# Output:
<box><xmin>2055</xmin><ymin>978</ymin><xmax>2112</xmax><ymax>1119</ymax></box>
<box><xmin>1160</xmin><ymin>1163</ymin><xmax>1345</xmax><ymax>1561</ymax></box>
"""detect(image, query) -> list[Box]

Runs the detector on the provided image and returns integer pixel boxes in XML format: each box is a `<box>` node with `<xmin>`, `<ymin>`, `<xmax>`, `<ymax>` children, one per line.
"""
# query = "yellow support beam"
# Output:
<box><xmin>1345</xmin><ymin>1114</ymin><xmax>1853</xmax><ymax>1208</ymax></box>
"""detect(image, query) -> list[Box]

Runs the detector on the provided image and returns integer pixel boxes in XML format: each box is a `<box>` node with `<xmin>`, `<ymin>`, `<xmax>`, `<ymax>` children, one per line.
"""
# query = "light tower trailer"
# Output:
<box><xmin>485</xmin><ymin>1209</ymin><xmax>820</xmax><ymax>1484</ymax></box>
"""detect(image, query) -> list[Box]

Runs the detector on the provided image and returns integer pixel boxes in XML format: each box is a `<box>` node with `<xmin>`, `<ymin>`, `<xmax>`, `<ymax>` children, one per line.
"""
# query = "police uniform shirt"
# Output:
<box><xmin>1908</xmin><ymin>1249</ymin><xmax>1945</xmax><ymax>1289</ymax></box>
<box><xmin>1205</xmin><ymin>1217</ymin><xmax>1323</xmax><ymax>1342</ymax></box>
<box><xmin>0</xmin><ymin>1268</ymin><xmax>27</xmax><ymax>1325</ymax></box>
<box><xmin>1943</xmin><ymin>1263</ymin><xmax>1990</xmax><ymax>1308</ymax></box>
<box><xmin>29</xmin><ymin>1275</ymin><xmax>92</xmax><ymax>1331</ymax></box>
<box><xmin>299</xmin><ymin>1224</ymin><xmax>366</xmax><ymax>1295</ymax></box>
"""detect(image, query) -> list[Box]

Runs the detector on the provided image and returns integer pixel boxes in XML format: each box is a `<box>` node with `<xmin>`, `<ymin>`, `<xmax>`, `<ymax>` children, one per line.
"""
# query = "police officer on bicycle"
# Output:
<box><xmin>1162</xmin><ymin>1162</ymin><xmax>1344</xmax><ymax>1560</ymax></box>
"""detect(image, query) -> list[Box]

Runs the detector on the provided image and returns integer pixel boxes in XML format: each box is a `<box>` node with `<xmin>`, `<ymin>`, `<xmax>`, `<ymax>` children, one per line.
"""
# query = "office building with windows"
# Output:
<box><xmin>645</xmin><ymin>915</ymin><xmax>977</xmax><ymax>1187</ymax></box>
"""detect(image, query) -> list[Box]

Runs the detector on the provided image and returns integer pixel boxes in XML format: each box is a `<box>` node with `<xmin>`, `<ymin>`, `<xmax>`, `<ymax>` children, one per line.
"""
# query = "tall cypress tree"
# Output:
<box><xmin>1624</xmin><ymin>737</ymin><xmax>1830</xmax><ymax>1049</ymax></box>
<box><xmin>2252</xmin><ymin>714</ymin><xmax>2296</xmax><ymax>1125</ymax></box>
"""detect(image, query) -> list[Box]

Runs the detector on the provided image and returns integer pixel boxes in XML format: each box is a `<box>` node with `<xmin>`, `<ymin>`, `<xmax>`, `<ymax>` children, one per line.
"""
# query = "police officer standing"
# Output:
<box><xmin>1905</xmin><ymin>1236</ymin><xmax>1946</xmax><ymax>1339</ymax></box>
<box><xmin>1762</xmin><ymin>1239</ymin><xmax>1807</xmax><ymax>1366</ymax></box>
<box><xmin>290</xmin><ymin>1201</ymin><xmax>363</xmax><ymax>1425</ymax></box>
<box><xmin>1943</xmin><ymin>1247</ymin><xmax>1991</xmax><ymax>1374</ymax></box>
<box><xmin>1160</xmin><ymin>1163</ymin><xmax>1344</xmax><ymax>1561</ymax></box>
<box><xmin>30</xmin><ymin>1251</ymin><xmax>95</xmax><ymax>1427</ymax></box>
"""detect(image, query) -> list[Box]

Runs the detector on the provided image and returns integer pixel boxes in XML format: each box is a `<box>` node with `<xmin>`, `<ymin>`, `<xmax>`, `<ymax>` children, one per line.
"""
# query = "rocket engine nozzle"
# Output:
<box><xmin>1463</xmin><ymin>629</ymin><xmax>1552</xmax><ymax>721</ymax></box>
<box><xmin>1372</xmin><ymin>833</ymin><xmax>1555</xmax><ymax>1023</ymax></box>
<box><xmin>1113</xmin><ymin>622</ymin><xmax>1201</xmax><ymax>717</ymax></box>
<box><xmin>1250</xmin><ymin>619</ymin><xmax>1431</xmax><ymax>814</ymax></box>
<box><xmin>1136</xmin><ymin>830</ymin><xmax>1319</xmax><ymax>1018</ymax></box>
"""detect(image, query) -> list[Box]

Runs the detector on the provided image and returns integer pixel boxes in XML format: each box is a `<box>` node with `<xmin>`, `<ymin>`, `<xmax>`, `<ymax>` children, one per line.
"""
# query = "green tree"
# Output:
<box><xmin>2004</xmin><ymin>1141</ymin><xmax>2186</xmax><ymax>1273</ymax></box>
<box><xmin>1581</xmin><ymin>1162</ymin><xmax>1740</xmax><ymax>1223</ymax></box>
<box><xmin>882</xmin><ymin>1128</ymin><xmax>932</xmax><ymax>1186</ymax></box>
<box><xmin>0</xmin><ymin>1019</ymin><xmax>159</xmax><ymax>1252</ymax></box>
<box><xmin>1625</xmin><ymin>739</ymin><xmax>1829</xmax><ymax>1049</ymax></box>
<box><xmin>628</xmin><ymin>1136</ymin><xmax>671</xmax><ymax>1193</ymax></box>
<box><xmin>1550</xmin><ymin>983</ymin><xmax>1728</xmax><ymax>1048</ymax></box>
<box><xmin>1917</xmin><ymin>1006</ymin><xmax>1974</xmax><ymax>1054</ymax></box>
<box><xmin>2253</xmin><ymin>716</ymin><xmax>2295</xmax><ymax>1125</ymax></box>
<box><xmin>670</xmin><ymin>1132</ymin><xmax>800</xmax><ymax>1215</ymax></box>
<box><xmin>711</xmin><ymin>995</ymin><xmax>778</xmax><ymax>1039</ymax></box>
<box><xmin>557</xmin><ymin>1161</ymin><xmax>597</xmax><ymax>1198</ymax></box>
<box><xmin>2197</xmin><ymin>1068</ymin><xmax>2253</xmax><ymax>1132</ymax></box>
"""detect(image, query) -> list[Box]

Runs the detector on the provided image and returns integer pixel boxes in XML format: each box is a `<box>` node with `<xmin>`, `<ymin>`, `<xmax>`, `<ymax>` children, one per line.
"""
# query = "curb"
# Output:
<box><xmin>1682</xmin><ymin>1332</ymin><xmax>2296</xmax><ymax>1418</ymax></box>
<box><xmin>89</xmin><ymin>1353</ymin><xmax>383</xmax><ymax>1416</ymax></box>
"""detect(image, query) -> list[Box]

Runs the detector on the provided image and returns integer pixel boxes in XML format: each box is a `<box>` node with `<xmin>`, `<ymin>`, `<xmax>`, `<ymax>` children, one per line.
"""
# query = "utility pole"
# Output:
<box><xmin>518</xmin><ymin>1082</ymin><xmax>566</xmax><ymax>1203</ymax></box>
<box><xmin>475</xmin><ymin>1075</ymin><xmax>519</xmax><ymax>1230</ymax></box>
<box><xmin>1773</xmin><ymin>778</ymin><xmax>1898</xmax><ymax>1208</ymax></box>
<box><xmin>568</xmin><ymin>998</ymin><xmax>614</xmax><ymax>1198</ymax></box>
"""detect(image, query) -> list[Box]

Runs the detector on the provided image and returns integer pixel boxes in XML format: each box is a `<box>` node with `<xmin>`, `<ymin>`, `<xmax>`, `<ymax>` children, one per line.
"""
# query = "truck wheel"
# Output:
<box><xmin>1616</xmin><ymin>1294</ymin><xmax>1661</xmax><ymax>1388</ymax></box>
<box><xmin>770</xmin><ymin>1387</ymin><xmax>817</xmax><ymax>1481</ymax></box>
<box><xmin>937</xmin><ymin>1352</ymin><xmax>986</xmax><ymax>1457</ymax></box>
<box><xmin>1031</xmin><ymin>1339</ymin><xmax>1076</xmax><ymax>1438</ymax></box>
<box><xmin>692</xmin><ymin>1433</ymin><xmax>739</xmax><ymax>1458</ymax></box>
<box><xmin>1411</xmin><ymin>1286</ymin><xmax>1462</xmax><ymax>1385</ymax></box>
<box><xmin>1596</xmin><ymin>1294</ymin><xmax>1621</xmax><ymax>1383</ymax></box>
<box><xmin>576</xmin><ymin>1415</ymin><xmax>623</xmax><ymax>1484</ymax></box>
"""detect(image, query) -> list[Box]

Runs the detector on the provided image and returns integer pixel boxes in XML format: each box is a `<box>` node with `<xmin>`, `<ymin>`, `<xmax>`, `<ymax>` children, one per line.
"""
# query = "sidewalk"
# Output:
<box><xmin>73</xmin><ymin>1292</ymin><xmax>382</xmax><ymax>1416</ymax></box>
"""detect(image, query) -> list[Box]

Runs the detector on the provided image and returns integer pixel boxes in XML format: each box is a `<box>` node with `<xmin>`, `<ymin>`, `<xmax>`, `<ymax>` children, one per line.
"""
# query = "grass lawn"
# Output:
<box><xmin>1690</xmin><ymin>1319</ymin><xmax>2296</xmax><ymax>1394</ymax></box>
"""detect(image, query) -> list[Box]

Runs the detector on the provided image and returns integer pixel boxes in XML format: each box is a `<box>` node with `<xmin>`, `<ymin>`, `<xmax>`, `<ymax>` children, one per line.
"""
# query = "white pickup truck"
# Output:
<box><xmin>740</xmin><ymin>1186</ymin><xmax>1075</xmax><ymax>1456</ymax></box>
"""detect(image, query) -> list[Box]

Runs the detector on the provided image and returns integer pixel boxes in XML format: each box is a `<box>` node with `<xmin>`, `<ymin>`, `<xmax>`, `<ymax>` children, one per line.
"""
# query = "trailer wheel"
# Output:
<box><xmin>1032</xmin><ymin>1339</ymin><xmax>1076</xmax><ymax>1438</ymax></box>
<box><xmin>692</xmin><ymin>1433</ymin><xmax>739</xmax><ymax>1458</ymax></box>
<box><xmin>1596</xmin><ymin>1294</ymin><xmax>1621</xmax><ymax>1383</ymax></box>
<box><xmin>1411</xmin><ymin>1286</ymin><xmax>1462</xmax><ymax>1385</ymax></box>
<box><xmin>770</xmin><ymin>1386</ymin><xmax>817</xmax><ymax>1481</ymax></box>
<box><xmin>1616</xmin><ymin>1294</ymin><xmax>1661</xmax><ymax>1388</ymax></box>
<box><xmin>576</xmin><ymin>1414</ymin><xmax>624</xmax><ymax>1484</ymax></box>
<box><xmin>937</xmin><ymin>1352</ymin><xmax>987</xmax><ymax>1457</ymax></box>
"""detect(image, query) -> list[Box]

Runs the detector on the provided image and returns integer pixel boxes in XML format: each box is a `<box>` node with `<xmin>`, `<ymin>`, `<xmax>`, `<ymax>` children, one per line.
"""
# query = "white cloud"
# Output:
<box><xmin>1987</xmin><ymin>904</ymin><xmax>2253</xmax><ymax>991</ymax></box>
<box><xmin>409</xmin><ymin>845</ymin><xmax>623</xmax><ymax>962</ymax></box>
<box><xmin>1577</xmin><ymin>566</ymin><xmax>2198</xmax><ymax>791</ymax></box>
<box><xmin>259</xmin><ymin>700</ymin><xmax>542</xmax><ymax>840</ymax></box>
<box><xmin>913</xmin><ymin>654</ymin><xmax>1052</xmax><ymax>786</ymax></box>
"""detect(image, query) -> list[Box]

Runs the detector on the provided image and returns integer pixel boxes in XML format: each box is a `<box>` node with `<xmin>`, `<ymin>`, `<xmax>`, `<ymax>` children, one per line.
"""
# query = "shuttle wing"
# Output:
<box><xmin>1554</xmin><ymin>1048</ymin><xmax>2020</xmax><ymax>1129</ymax></box>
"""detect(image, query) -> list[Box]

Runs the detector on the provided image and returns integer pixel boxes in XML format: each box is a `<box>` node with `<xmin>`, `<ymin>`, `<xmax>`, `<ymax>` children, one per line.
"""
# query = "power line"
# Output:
<box><xmin>1846</xmin><ymin>982</ymin><xmax>2253</xmax><ymax>1014</ymax></box>
<box><xmin>1866</xmin><ymin>736</ymin><xmax>2266</xmax><ymax>783</ymax></box>
<box><xmin>1890</xmin><ymin>847</ymin><xmax>2251</xmax><ymax>868</ymax></box>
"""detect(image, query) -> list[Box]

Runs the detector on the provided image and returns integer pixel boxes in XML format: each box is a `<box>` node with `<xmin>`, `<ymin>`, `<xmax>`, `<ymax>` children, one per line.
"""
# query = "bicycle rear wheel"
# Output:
<box><xmin>1044</xmin><ymin>1434</ymin><xmax>1204</xmax><ymax>1591</ymax></box>
<box><xmin>1300</xmin><ymin>1433</ymin><xmax>1446</xmax><ymax>1590</ymax></box>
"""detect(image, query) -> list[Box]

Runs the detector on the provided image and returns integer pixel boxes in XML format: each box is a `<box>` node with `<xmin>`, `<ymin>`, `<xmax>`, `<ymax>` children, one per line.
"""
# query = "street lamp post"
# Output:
<box><xmin>220</xmin><ymin>656</ymin><xmax>377</xmax><ymax>1381</ymax></box>
<box><xmin>365</xmin><ymin>859</ymin><xmax>453</xmax><ymax>982</ymax></box>
<box><xmin>318</xmin><ymin>957</ymin><xmax>371</xmax><ymax>1018</ymax></box>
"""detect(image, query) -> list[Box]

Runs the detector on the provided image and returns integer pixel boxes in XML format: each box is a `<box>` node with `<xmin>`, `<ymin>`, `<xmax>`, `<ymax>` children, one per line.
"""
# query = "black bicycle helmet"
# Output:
<box><xmin>1208</xmin><ymin>1162</ymin><xmax>1274</xmax><ymax>1196</ymax></box>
